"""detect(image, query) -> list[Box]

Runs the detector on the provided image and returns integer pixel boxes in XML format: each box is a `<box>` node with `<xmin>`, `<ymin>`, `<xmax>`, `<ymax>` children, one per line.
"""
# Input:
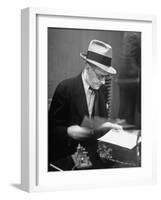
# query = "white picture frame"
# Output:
<box><xmin>21</xmin><ymin>7</ymin><xmax>157</xmax><ymax>192</ymax></box>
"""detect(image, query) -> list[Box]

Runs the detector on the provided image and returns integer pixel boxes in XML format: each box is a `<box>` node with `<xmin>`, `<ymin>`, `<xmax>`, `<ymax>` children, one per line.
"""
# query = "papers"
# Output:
<box><xmin>81</xmin><ymin>116</ymin><xmax>141</xmax><ymax>149</ymax></box>
<box><xmin>98</xmin><ymin>129</ymin><xmax>141</xmax><ymax>149</ymax></box>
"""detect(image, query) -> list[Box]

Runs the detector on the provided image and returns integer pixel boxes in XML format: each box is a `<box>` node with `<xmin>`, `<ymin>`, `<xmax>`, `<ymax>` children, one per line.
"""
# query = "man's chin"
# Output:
<box><xmin>93</xmin><ymin>85</ymin><xmax>101</xmax><ymax>90</ymax></box>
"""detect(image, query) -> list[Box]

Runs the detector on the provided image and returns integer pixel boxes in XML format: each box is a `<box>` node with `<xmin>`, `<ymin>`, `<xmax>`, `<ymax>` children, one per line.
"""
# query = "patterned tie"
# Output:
<box><xmin>89</xmin><ymin>87</ymin><xmax>99</xmax><ymax>117</ymax></box>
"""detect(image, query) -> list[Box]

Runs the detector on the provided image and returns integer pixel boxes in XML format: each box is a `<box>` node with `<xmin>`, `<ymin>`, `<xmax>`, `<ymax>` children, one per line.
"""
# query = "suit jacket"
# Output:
<box><xmin>48</xmin><ymin>73</ymin><xmax>108</xmax><ymax>163</ymax></box>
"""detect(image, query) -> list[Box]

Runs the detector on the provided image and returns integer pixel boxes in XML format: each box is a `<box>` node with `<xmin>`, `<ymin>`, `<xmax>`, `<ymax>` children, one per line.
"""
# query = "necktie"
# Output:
<box><xmin>89</xmin><ymin>87</ymin><xmax>99</xmax><ymax>117</ymax></box>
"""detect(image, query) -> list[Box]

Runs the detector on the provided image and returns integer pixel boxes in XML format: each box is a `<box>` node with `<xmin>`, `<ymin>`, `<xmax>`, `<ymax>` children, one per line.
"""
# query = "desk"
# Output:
<box><xmin>49</xmin><ymin>140</ymin><xmax>141</xmax><ymax>171</ymax></box>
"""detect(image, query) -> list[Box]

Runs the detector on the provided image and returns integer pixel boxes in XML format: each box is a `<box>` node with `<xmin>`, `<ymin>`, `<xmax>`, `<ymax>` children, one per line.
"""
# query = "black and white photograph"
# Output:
<box><xmin>48</xmin><ymin>28</ymin><xmax>141</xmax><ymax>172</ymax></box>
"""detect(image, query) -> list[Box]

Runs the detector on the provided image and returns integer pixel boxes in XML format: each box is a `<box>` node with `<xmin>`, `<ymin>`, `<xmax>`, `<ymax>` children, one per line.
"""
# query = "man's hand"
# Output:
<box><xmin>93</xmin><ymin>122</ymin><xmax>122</xmax><ymax>139</ymax></box>
<box><xmin>67</xmin><ymin>122</ymin><xmax>122</xmax><ymax>140</ymax></box>
<box><xmin>67</xmin><ymin>125</ymin><xmax>92</xmax><ymax>140</ymax></box>
<box><xmin>101</xmin><ymin>122</ymin><xmax>122</xmax><ymax>131</ymax></box>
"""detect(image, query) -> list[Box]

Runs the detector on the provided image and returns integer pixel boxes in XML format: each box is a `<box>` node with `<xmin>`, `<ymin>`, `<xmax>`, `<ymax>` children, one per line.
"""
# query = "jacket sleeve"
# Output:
<box><xmin>48</xmin><ymin>82</ymin><xmax>69</xmax><ymax>138</ymax></box>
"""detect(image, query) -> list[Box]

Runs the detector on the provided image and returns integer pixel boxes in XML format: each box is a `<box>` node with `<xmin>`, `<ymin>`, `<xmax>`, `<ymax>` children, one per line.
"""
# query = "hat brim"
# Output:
<box><xmin>80</xmin><ymin>53</ymin><xmax>117</xmax><ymax>75</ymax></box>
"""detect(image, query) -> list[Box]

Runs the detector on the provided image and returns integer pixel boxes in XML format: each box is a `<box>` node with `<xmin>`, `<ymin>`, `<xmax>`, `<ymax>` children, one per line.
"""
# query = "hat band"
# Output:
<box><xmin>87</xmin><ymin>51</ymin><xmax>111</xmax><ymax>66</ymax></box>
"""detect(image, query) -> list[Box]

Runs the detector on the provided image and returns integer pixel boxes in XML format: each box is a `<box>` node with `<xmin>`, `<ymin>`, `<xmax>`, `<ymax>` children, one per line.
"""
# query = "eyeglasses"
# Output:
<box><xmin>91</xmin><ymin>66</ymin><xmax>110</xmax><ymax>81</ymax></box>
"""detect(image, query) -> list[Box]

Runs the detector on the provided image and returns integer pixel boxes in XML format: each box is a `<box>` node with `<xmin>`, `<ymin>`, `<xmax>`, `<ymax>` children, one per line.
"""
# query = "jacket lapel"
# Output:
<box><xmin>74</xmin><ymin>74</ymin><xmax>89</xmax><ymax>118</ymax></box>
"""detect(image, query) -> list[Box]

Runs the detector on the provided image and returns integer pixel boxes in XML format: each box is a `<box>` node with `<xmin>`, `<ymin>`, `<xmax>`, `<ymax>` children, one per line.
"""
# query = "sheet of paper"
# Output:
<box><xmin>98</xmin><ymin>129</ymin><xmax>140</xmax><ymax>149</ymax></box>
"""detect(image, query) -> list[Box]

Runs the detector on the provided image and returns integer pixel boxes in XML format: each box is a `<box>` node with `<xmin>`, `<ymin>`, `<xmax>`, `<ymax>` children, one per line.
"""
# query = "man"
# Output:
<box><xmin>48</xmin><ymin>40</ymin><xmax>121</xmax><ymax>164</ymax></box>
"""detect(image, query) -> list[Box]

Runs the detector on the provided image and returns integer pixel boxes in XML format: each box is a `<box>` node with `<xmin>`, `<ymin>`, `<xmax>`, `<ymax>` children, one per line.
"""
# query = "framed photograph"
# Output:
<box><xmin>21</xmin><ymin>7</ymin><xmax>156</xmax><ymax>192</ymax></box>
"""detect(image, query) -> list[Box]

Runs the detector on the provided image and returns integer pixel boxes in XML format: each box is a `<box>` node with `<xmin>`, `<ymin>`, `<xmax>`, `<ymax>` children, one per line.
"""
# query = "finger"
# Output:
<box><xmin>112</xmin><ymin>125</ymin><xmax>123</xmax><ymax>130</ymax></box>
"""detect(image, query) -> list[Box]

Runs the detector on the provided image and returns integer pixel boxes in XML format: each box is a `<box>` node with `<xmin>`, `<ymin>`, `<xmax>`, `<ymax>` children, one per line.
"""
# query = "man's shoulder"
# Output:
<box><xmin>60</xmin><ymin>76</ymin><xmax>76</xmax><ymax>86</ymax></box>
<box><xmin>56</xmin><ymin>74</ymin><xmax>80</xmax><ymax>92</ymax></box>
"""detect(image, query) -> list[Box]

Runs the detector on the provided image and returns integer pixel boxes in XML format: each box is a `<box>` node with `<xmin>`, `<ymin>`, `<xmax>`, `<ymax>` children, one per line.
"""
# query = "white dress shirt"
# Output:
<box><xmin>81</xmin><ymin>69</ymin><xmax>95</xmax><ymax>117</ymax></box>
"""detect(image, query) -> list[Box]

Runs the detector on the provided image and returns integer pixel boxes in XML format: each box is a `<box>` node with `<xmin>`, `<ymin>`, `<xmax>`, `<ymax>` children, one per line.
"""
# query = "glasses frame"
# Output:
<box><xmin>88</xmin><ymin>63</ymin><xmax>111</xmax><ymax>81</ymax></box>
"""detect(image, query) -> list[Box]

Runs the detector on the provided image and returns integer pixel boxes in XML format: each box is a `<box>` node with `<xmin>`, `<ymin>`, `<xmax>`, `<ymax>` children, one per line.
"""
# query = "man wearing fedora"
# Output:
<box><xmin>48</xmin><ymin>40</ymin><xmax>121</xmax><ymax>165</ymax></box>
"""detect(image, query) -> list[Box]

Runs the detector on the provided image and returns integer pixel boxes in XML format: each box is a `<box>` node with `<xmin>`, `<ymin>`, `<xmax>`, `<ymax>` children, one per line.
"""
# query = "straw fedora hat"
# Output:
<box><xmin>80</xmin><ymin>40</ymin><xmax>116</xmax><ymax>74</ymax></box>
